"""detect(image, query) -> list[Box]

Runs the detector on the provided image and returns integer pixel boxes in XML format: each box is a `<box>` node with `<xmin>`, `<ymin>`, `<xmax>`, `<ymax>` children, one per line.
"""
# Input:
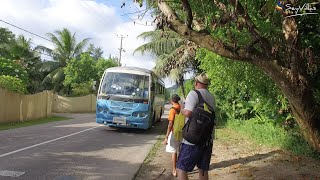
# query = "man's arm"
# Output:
<box><xmin>183</xmin><ymin>90</ymin><xmax>197</xmax><ymax>118</ymax></box>
<box><xmin>182</xmin><ymin>109</ymin><xmax>192</xmax><ymax>118</ymax></box>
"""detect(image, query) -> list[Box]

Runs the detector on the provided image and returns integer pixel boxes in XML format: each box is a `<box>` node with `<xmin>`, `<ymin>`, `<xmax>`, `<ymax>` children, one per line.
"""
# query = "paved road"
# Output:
<box><xmin>0</xmin><ymin>105</ymin><xmax>170</xmax><ymax>180</ymax></box>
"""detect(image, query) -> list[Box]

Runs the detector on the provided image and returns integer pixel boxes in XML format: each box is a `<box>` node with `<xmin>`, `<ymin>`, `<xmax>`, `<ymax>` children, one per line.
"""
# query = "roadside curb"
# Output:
<box><xmin>133</xmin><ymin>119</ymin><xmax>168</xmax><ymax>180</ymax></box>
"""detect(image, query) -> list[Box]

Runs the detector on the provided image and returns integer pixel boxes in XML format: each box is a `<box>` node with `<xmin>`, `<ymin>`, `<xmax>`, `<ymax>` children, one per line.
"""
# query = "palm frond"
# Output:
<box><xmin>46</xmin><ymin>32</ymin><xmax>64</xmax><ymax>53</ymax></box>
<box><xmin>137</xmin><ymin>30</ymin><xmax>180</xmax><ymax>41</ymax></box>
<box><xmin>39</xmin><ymin>61</ymin><xmax>60</xmax><ymax>72</ymax></box>
<box><xmin>34</xmin><ymin>45</ymin><xmax>54</xmax><ymax>56</ymax></box>
<box><xmin>52</xmin><ymin>67</ymin><xmax>64</xmax><ymax>84</ymax></box>
<box><xmin>42</xmin><ymin>67</ymin><xmax>60</xmax><ymax>84</ymax></box>
<box><xmin>134</xmin><ymin>38</ymin><xmax>183</xmax><ymax>56</ymax></box>
<box><xmin>73</xmin><ymin>38</ymin><xmax>91</xmax><ymax>58</ymax></box>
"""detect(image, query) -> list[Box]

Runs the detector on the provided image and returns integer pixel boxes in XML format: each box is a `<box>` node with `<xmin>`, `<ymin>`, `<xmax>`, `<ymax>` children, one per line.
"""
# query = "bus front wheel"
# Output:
<box><xmin>159</xmin><ymin>110</ymin><xmax>163</xmax><ymax>121</ymax></box>
<box><xmin>152</xmin><ymin>112</ymin><xmax>156</xmax><ymax>126</ymax></box>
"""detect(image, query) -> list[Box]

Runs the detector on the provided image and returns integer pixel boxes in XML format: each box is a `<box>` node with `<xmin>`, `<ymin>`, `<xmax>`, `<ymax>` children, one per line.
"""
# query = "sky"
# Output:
<box><xmin>0</xmin><ymin>0</ymin><xmax>176</xmax><ymax>87</ymax></box>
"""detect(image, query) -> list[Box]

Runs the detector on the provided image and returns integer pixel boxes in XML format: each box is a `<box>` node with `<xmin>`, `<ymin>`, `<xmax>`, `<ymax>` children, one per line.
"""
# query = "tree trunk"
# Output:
<box><xmin>181</xmin><ymin>80</ymin><xmax>186</xmax><ymax>99</ymax></box>
<box><xmin>178</xmin><ymin>76</ymin><xmax>186</xmax><ymax>99</ymax></box>
<box><xmin>254</xmin><ymin>60</ymin><xmax>320</xmax><ymax>151</ymax></box>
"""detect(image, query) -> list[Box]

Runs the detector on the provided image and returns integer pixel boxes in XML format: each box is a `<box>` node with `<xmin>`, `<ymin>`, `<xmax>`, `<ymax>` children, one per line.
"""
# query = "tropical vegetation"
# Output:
<box><xmin>135</xmin><ymin>0</ymin><xmax>320</xmax><ymax>153</ymax></box>
<box><xmin>0</xmin><ymin>27</ymin><xmax>117</xmax><ymax>96</ymax></box>
<box><xmin>134</xmin><ymin>30</ymin><xmax>199</xmax><ymax>97</ymax></box>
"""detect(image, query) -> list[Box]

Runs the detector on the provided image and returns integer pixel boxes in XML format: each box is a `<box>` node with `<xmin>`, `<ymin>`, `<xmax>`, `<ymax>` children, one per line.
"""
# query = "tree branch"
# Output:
<box><xmin>181</xmin><ymin>0</ymin><xmax>193</xmax><ymax>28</ymax></box>
<box><xmin>157</xmin><ymin>0</ymin><xmax>255</xmax><ymax>61</ymax></box>
<box><xmin>229</xmin><ymin>0</ymin><xmax>272</xmax><ymax>57</ymax></box>
<box><xmin>212</xmin><ymin>0</ymin><xmax>228</xmax><ymax>14</ymax></box>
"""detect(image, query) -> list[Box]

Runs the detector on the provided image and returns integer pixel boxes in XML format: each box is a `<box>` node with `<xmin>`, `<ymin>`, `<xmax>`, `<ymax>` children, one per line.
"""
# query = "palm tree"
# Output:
<box><xmin>36</xmin><ymin>28</ymin><xmax>90</xmax><ymax>93</ymax></box>
<box><xmin>134</xmin><ymin>30</ymin><xmax>198</xmax><ymax>98</ymax></box>
<box><xmin>1</xmin><ymin>33</ymin><xmax>45</xmax><ymax>93</ymax></box>
<box><xmin>11</xmin><ymin>35</ymin><xmax>43</xmax><ymax>93</ymax></box>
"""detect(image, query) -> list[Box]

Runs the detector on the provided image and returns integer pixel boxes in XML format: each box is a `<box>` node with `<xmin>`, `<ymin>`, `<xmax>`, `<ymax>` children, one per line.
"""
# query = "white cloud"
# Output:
<box><xmin>0</xmin><ymin>0</ymin><xmax>157</xmax><ymax>71</ymax></box>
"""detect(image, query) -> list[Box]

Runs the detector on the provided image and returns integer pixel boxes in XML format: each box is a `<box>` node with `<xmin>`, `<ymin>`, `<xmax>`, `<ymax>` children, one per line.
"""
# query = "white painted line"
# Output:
<box><xmin>0</xmin><ymin>126</ymin><xmax>101</xmax><ymax>158</ymax></box>
<box><xmin>0</xmin><ymin>170</ymin><xmax>25</xmax><ymax>177</ymax></box>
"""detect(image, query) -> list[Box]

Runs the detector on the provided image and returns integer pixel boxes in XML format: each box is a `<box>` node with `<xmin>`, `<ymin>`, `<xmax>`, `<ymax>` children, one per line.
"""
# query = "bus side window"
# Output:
<box><xmin>156</xmin><ymin>83</ymin><xmax>160</xmax><ymax>94</ymax></box>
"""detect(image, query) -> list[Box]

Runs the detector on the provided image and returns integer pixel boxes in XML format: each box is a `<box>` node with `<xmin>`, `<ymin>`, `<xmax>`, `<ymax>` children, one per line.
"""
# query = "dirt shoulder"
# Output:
<box><xmin>135</xmin><ymin>125</ymin><xmax>320</xmax><ymax>180</ymax></box>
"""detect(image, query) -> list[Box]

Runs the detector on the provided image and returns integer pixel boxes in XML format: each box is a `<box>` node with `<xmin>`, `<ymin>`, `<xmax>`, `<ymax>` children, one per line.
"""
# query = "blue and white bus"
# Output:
<box><xmin>96</xmin><ymin>67</ymin><xmax>165</xmax><ymax>129</ymax></box>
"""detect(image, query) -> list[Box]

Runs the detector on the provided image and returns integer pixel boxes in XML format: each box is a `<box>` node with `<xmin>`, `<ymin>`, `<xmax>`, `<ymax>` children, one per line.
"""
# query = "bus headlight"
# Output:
<box><xmin>132</xmin><ymin>112</ymin><xmax>148</xmax><ymax>118</ymax></box>
<box><xmin>97</xmin><ymin>107</ymin><xmax>108</xmax><ymax>113</ymax></box>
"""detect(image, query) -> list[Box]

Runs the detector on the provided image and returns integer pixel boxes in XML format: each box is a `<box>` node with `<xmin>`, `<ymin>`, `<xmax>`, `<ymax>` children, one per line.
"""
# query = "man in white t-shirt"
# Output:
<box><xmin>177</xmin><ymin>73</ymin><xmax>215</xmax><ymax>180</ymax></box>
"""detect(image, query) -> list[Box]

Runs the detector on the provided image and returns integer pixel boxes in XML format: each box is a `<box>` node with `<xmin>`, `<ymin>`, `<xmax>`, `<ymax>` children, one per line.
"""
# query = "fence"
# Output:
<box><xmin>52</xmin><ymin>94</ymin><xmax>96</xmax><ymax>113</ymax></box>
<box><xmin>0</xmin><ymin>88</ymin><xmax>96</xmax><ymax>123</ymax></box>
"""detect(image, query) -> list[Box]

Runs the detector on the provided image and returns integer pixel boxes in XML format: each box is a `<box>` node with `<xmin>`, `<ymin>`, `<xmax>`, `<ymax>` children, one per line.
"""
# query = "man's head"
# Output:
<box><xmin>171</xmin><ymin>94</ymin><xmax>181</xmax><ymax>103</ymax></box>
<box><xmin>194</xmin><ymin>73</ymin><xmax>209</xmax><ymax>89</ymax></box>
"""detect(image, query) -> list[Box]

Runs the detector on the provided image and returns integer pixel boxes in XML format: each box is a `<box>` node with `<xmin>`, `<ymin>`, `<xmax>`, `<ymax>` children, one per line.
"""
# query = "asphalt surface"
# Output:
<box><xmin>0</xmin><ymin>106</ymin><xmax>170</xmax><ymax>180</ymax></box>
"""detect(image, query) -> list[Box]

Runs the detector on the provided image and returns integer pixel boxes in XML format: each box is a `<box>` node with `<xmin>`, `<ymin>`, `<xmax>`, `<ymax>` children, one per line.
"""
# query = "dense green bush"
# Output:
<box><xmin>64</xmin><ymin>53</ymin><xmax>118</xmax><ymax>96</ymax></box>
<box><xmin>0</xmin><ymin>75</ymin><xmax>27</xmax><ymax>94</ymax></box>
<box><xmin>71</xmin><ymin>81</ymin><xmax>94</xmax><ymax>96</ymax></box>
<box><xmin>0</xmin><ymin>57</ymin><xmax>29</xmax><ymax>83</ymax></box>
<box><xmin>196</xmin><ymin>49</ymin><xmax>290</xmax><ymax>123</ymax></box>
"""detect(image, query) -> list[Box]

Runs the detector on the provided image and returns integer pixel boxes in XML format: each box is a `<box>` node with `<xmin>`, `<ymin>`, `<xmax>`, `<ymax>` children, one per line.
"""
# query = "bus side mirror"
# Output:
<box><xmin>92</xmin><ymin>81</ymin><xmax>97</xmax><ymax>90</ymax></box>
<box><xmin>151</xmin><ymin>84</ymin><xmax>155</xmax><ymax>91</ymax></box>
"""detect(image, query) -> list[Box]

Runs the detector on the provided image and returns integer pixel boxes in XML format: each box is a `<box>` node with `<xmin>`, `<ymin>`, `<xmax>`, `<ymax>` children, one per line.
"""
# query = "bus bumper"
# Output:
<box><xmin>96</xmin><ymin>115</ymin><xmax>150</xmax><ymax>130</ymax></box>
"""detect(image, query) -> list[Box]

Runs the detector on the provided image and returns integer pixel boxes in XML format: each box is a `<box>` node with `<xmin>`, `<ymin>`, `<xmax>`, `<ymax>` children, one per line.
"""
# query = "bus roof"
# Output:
<box><xmin>105</xmin><ymin>66</ymin><xmax>152</xmax><ymax>74</ymax></box>
<box><xmin>105</xmin><ymin>66</ymin><xmax>165</xmax><ymax>86</ymax></box>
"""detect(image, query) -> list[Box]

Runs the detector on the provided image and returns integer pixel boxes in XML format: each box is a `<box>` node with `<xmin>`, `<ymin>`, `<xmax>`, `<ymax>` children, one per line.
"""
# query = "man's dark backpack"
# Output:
<box><xmin>182</xmin><ymin>90</ymin><xmax>215</xmax><ymax>145</ymax></box>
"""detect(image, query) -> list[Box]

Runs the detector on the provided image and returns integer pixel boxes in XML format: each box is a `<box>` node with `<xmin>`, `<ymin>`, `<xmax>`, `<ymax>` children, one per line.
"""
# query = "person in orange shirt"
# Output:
<box><xmin>163</xmin><ymin>94</ymin><xmax>181</xmax><ymax>177</ymax></box>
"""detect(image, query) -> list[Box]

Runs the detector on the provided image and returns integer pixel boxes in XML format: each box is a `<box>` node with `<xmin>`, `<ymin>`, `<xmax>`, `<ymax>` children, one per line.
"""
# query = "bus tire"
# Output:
<box><xmin>152</xmin><ymin>112</ymin><xmax>156</xmax><ymax>126</ymax></box>
<box><xmin>158</xmin><ymin>110</ymin><xmax>163</xmax><ymax>121</ymax></box>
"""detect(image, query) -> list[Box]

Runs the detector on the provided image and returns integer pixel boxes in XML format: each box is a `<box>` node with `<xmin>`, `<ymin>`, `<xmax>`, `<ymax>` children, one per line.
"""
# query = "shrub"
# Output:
<box><xmin>0</xmin><ymin>57</ymin><xmax>29</xmax><ymax>83</ymax></box>
<box><xmin>71</xmin><ymin>81</ymin><xmax>93</xmax><ymax>96</ymax></box>
<box><xmin>0</xmin><ymin>75</ymin><xmax>27</xmax><ymax>94</ymax></box>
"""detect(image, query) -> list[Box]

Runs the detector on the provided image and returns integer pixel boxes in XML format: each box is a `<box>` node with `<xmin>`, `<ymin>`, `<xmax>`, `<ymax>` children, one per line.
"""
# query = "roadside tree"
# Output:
<box><xmin>136</xmin><ymin>0</ymin><xmax>320</xmax><ymax>151</ymax></box>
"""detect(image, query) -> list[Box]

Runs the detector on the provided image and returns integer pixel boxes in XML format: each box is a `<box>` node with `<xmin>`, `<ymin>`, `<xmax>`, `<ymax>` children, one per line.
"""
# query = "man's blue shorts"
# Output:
<box><xmin>177</xmin><ymin>143</ymin><xmax>213</xmax><ymax>172</ymax></box>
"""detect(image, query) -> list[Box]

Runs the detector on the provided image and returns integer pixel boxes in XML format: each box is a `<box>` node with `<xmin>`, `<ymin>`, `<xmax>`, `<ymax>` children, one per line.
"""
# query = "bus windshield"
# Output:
<box><xmin>99</xmin><ymin>72</ymin><xmax>149</xmax><ymax>99</ymax></box>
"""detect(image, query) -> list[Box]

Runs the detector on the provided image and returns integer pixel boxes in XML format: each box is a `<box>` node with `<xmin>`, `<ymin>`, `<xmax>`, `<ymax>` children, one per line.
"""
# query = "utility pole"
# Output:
<box><xmin>117</xmin><ymin>34</ymin><xmax>128</xmax><ymax>66</ymax></box>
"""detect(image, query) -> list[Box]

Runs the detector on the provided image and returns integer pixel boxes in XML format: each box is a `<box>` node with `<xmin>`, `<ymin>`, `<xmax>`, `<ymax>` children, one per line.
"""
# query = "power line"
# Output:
<box><xmin>0</xmin><ymin>23</ymin><xmax>54</xmax><ymax>60</ymax></box>
<box><xmin>120</xmin><ymin>2</ymin><xmax>154</xmax><ymax>26</ymax></box>
<box><xmin>120</xmin><ymin>8</ymin><xmax>150</xmax><ymax>16</ymax></box>
<box><xmin>80</xmin><ymin>0</ymin><xmax>111</xmax><ymax>26</ymax></box>
<box><xmin>0</xmin><ymin>19</ymin><xmax>54</xmax><ymax>43</ymax></box>
<box><xmin>121</xmin><ymin>9</ymin><xmax>154</xmax><ymax>26</ymax></box>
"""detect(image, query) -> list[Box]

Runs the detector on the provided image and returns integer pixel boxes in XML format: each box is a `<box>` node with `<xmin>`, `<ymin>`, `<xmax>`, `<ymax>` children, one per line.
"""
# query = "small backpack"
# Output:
<box><xmin>172</xmin><ymin>110</ymin><xmax>185</xmax><ymax>141</ymax></box>
<box><xmin>182</xmin><ymin>90</ymin><xmax>215</xmax><ymax>145</ymax></box>
<box><xmin>170</xmin><ymin>107</ymin><xmax>184</xmax><ymax>140</ymax></box>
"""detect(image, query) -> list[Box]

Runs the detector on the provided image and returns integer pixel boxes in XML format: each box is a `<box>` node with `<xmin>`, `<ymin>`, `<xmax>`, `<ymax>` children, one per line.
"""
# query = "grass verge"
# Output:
<box><xmin>226</xmin><ymin>117</ymin><xmax>320</xmax><ymax>159</ymax></box>
<box><xmin>0</xmin><ymin>116</ymin><xmax>71</xmax><ymax>131</ymax></box>
<box><xmin>143</xmin><ymin>135</ymin><xmax>165</xmax><ymax>164</ymax></box>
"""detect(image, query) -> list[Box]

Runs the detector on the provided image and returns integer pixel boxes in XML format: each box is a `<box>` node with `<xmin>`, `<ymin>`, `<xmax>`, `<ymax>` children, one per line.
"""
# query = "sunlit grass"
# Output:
<box><xmin>0</xmin><ymin>116</ymin><xmax>71</xmax><ymax>131</ymax></box>
<box><xmin>227</xmin><ymin>117</ymin><xmax>320</xmax><ymax>159</ymax></box>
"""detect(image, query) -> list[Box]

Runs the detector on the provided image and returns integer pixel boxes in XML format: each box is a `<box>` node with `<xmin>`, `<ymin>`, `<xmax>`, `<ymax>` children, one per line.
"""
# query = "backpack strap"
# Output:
<box><xmin>170</xmin><ymin>107</ymin><xmax>180</xmax><ymax>126</ymax></box>
<box><xmin>194</xmin><ymin>90</ymin><xmax>216</xmax><ymax>127</ymax></box>
<box><xmin>170</xmin><ymin>107</ymin><xmax>180</xmax><ymax>114</ymax></box>
<box><xmin>194</xmin><ymin>90</ymin><xmax>214</xmax><ymax>111</ymax></box>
